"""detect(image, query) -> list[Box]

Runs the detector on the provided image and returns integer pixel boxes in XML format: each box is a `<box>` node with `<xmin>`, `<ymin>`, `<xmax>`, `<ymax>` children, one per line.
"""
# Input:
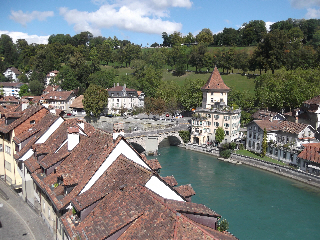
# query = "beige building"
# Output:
<box><xmin>0</xmin><ymin>105</ymin><xmax>48</xmax><ymax>188</ymax></box>
<box><xmin>191</xmin><ymin>67</ymin><xmax>241</xmax><ymax>145</ymax></box>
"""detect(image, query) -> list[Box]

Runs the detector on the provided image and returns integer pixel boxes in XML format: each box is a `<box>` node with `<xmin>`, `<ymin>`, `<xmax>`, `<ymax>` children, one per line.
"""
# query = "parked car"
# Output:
<box><xmin>66</xmin><ymin>113</ymin><xmax>72</xmax><ymax>116</ymax></box>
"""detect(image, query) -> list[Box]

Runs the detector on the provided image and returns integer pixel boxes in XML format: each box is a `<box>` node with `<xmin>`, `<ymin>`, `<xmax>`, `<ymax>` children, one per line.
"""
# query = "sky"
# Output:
<box><xmin>1</xmin><ymin>0</ymin><xmax>320</xmax><ymax>47</ymax></box>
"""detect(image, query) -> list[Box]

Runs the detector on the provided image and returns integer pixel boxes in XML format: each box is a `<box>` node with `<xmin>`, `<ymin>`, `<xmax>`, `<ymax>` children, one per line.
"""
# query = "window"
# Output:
<box><xmin>211</xmin><ymin>98</ymin><xmax>214</xmax><ymax>103</ymax></box>
<box><xmin>208</xmin><ymin>121</ymin><xmax>211</xmax><ymax>126</ymax></box>
<box><xmin>30</xmin><ymin>120</ymin><xmax>35</xmax><ymax>124</ymax></box>
<box><xmin>248</xmin><ymin>140</ymin><xmax>251</xmax><ymax>148</ymax></box>
<box><xmin>5</xmin><ymin>160</ymin><xmax>11</xmax><ymax>172</ymax></box>
<box><xmin>5</xmin><ymin>145</ymin><xmax>11</xmax><ymax>155</ymax></box>
<box><xmin>256</xmin><ymin>143</ymin><xmax>260</xmax><ymax>150</ymax></box>
<box><xmin>43</xmin><ymin>202</ymin><xmax>46</xmax><ymax>211</ymax></box>
<box><xmin>0</xmin><ymin>144</ymin><xmax>2</xmax><ymax>152</ymax></box>
<box><xmin>48</xmin><ymin>207</ymin><xmax>51</xmax><ymax>218</ymax></box>
<box><xmin>224</xmin><ymin>123</ymin><xmax>229</xmax><ymax>128</ymax></box>
<box><xmin>253</xmin><ymin>133</ymin><xmax>256</xmax><ymax>139</ymax></box>
<box><xmin>215</xmin><ymin>122</ymin><xmax>219</xmax><ymax>127</ymax></box>
<box><xmin>225</xmin><ymin>131</ymin><xmax>229</xmax><ymax>135</ymax></box>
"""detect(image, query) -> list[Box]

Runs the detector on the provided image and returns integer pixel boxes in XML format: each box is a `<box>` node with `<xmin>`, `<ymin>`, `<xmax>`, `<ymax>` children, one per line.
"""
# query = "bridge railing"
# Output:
<box><xmin>124</xmin><ymin>125</ymin><xmax>188</xmax><ymax>138</ymax></box>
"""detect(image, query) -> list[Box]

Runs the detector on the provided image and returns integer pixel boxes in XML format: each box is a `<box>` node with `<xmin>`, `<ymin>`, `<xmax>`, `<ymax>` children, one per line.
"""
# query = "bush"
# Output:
<box><xmin>229</xmin><ymin>142</ymin><xmax>237</xmax><ymax>150</ymax></box>
<box><xmin>217</xmin><ymin>219</ymin><xmax>229</xmax><ymax>232</ymax></box>
<box><xmin>178</xmin><ymin>130</ymin><xmax>190</xmax><ymax>143</ymax></box>
<box><xmin>220</xmin><ymin>149</ymin><xmax>232</xmax><ymax>159</ymax></box>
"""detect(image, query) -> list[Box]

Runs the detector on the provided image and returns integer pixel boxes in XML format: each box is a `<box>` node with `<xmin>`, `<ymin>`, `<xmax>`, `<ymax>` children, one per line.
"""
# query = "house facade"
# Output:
<box><xmin>297</xmin><ymin>143</ymin><xmax>320</xmax><ymax>175</ymax></box>
<box><xmin>191</xmin><ymin>67</ymin><xmax>241</xmax><ymax>145</ymax></box>
<box><xmin>42</xmin><ymin>91</ymin><xmax>75</xmax><ymax>112</ymax></box>
<box><xmin>3</xmin><ymin>67</ymin><xmax>21</xmax><ymax>81</ymax></box>
<box><xmin>107</xmin><ymin>83</ymin><xmax>144</xmax><ymax>114</ymax></box>
<box><xmin>69</xmin><ymin>95</ymin><xmax>86</xmax><ymax>115</ymax></box>
<box><xmin>0</xmin><ymin>82</ymin><xmax>24</xmax><ymax>97</ymax></box>
<box><xmin>45</xmin><ymin>70</ymin><xmax>59</xmax><ymax>86</ymax></box>
<box><xmin>246</xmin><ymin>119</ymin><xmax>318</xmax><ymax>168</ymax></box>
<box><xmin>0</xmin><ymin>105</ymin><xmax>48</xmax><ymax>188</ymax></box>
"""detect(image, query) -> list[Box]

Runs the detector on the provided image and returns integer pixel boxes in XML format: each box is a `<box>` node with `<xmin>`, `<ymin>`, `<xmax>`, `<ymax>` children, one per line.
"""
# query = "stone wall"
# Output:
<box><xmin>184</xmin><ymin>143</ymin><xmax>320</xmax><ymax>188</ymax></box>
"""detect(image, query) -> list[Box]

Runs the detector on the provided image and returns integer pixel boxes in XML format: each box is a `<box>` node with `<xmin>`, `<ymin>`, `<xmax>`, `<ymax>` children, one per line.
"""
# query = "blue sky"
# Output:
<box><xmin>1</xmin><ymin>0</ymin><xmax>320</xmax><ymax>46</ymax></box>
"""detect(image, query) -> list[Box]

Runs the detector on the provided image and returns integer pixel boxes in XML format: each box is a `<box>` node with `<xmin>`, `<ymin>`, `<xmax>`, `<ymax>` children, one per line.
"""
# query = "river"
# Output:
<box><xmin>153</xmin><ymin>146</ymin><xmax>320</xmax><ymax>240</ymax></box>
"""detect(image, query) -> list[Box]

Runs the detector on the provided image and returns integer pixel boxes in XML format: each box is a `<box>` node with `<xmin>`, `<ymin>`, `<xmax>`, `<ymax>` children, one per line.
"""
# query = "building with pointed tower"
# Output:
<box><xmin>191</xmin><ymin>67</ymin><xmax>241</xmax><ymax>145</ymax></box>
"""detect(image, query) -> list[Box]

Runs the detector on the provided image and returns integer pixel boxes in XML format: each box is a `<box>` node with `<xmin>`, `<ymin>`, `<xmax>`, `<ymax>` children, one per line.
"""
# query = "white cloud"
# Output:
<box><xmin>305</xmin><ymin>8</ymin><xmax>320</xmax><ymax>18</ymax></box>
<box><xmin>290</xmin><ymin>0</ymin><xmax>320</xmax><ymax>8</ymax></box>
<box><xmin>0</xmin><ymin>31</ymin><xmax>50</xmax><ymax>44</ymax></box>
<box><xmin>10</xmin><ymin>10</ymin><xmax>54</xmax><ymax>26</ymax></box>
<box><xmin>60</xmin><ymin>0</ymin><xmax>192</xmax><ymax>35</ymax></box>
<box><xmin>265</xmin><ymin>21</ymin><xmax>274</xmax><ymax>32</ymax></box>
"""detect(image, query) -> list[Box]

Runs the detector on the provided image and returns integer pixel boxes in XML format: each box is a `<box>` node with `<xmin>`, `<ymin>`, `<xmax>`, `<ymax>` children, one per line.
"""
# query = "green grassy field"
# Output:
<box><xmin>235</xmin><ymin>149</ymin><xmax>287</xmax><ymax>166</ymax></box>
<box><xmin>100</xmin><ymin>64</ymin><xmax>256</xmax><ymax>96</ymax></box>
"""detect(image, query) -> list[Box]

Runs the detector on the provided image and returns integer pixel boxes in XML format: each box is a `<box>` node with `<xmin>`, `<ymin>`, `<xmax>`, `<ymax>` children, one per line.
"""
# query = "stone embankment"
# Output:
<box><xmin>184</xmin><ymin>143</ymin><xmax>320</xmax><ymax>189</ymax></box>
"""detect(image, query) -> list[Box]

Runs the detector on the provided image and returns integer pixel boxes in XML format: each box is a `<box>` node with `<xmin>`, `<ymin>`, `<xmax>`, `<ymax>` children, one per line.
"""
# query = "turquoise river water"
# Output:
<box><xmin>153</xmin><ymin>146</ymin><xmax>320</xmax><ymax>240</ymax></box>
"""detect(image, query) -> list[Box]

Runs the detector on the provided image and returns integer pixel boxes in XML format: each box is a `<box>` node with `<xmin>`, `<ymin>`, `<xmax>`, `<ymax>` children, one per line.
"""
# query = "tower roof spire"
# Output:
<box><xmin>201</xmin><ymin>66</ymin><xmax>230</xmax><ymax>91</ymax></box>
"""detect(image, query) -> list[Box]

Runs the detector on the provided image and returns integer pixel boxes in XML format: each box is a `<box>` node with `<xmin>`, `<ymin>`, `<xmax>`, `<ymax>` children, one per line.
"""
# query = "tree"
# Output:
<box><xmin>162</xmin><ymin>32</ymin><xmax>172</xmax><ymax>47</ymax></box>
<box><xmin>29</xmin><ymin>80</ymin><xmax>44</xmax><ymax>95</ymax></box>
<box><xmin>179</xmin><ymin>78</ymin><xmax>205</xmax><ymax>110</ymax></box>
<box><xmin>19</xmin><ymin>84</ymin><xmax>29</xmax><ymax>97</ymax></box>
<box><xmin>261</xmin><ymin>128</ymin><xmax>267</xmax><ymax>157</ymax></box>
<box><xmin>144</xmin><ymin>97</ymin><xmax>166</xmax><ymax>116</ymax></box>
<box><xmin>215</xmin><ymin>127</ymin><xmax>225</xmax><ymax>144</ymax></box>
<box><xmin>196</xmin><ymin>28</ymin><xmax>214</xmax><ymax>44</ymax></box>
<box><xmin>88</xmin><ymin>69</ymin><xmax>116</xmax><ymax>88</ymax></box>
<box><xmin>83</xmin><ymin>84</ymin><xmax>108</xmax><ymax>117</ymax></box>
<box><xmin>189</xmin><ymin>44</ymin><xmax>208</xmax><ymax>72</ymax></box>
<box><xmin>155</xmin><ymin>80</ymin><xmax>180</xmax><ymax>115</ymax></box>
<box><xmin>253</xmin><ymin>29</ymin><xmax>289</xmax><ymax>74</ymax></box>
<box><xmin>18</xmin><ymin>73</ymin><xmax>29</xmax><ymax>83</ymax></box>
<box><xmin>240</xmin><ymin>20</ymin><xmax>267</xmax><ymax>46</ymax></box>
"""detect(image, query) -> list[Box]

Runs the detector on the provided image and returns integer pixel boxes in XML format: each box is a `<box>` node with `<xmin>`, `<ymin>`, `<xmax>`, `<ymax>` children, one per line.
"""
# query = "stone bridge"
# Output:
<box><xmin>124</xmin><ymin>126</ymin><xmax>187</xmax><ymax>155</ymax></box>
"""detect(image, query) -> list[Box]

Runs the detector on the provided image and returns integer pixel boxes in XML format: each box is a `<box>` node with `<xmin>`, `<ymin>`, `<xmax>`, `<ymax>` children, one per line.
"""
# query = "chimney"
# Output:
<box><xmin>124</xmin><ymin>83</ymin><xmax>126</xmax><ymax>88</ymax></box>
<box><xmin>77</xmin><ymin>120</ymin><xmax>84</xmax><ymax>130</ymax></box>
<box><xmin>113</xmin><ymin>83</ymin><xmax>115</xmax><ymax>88</ymax></box>
<box><xmin>68</xmin><ymin>127</ymin><xmax>79</xmax><ymax>151</ymax></box>
<box><xmin>22</xmin><ymin>103</ymin><xmax>28</xmax><ymax>111</ymax></box>
<box><xmin>117</xmin><ymin>83</ymin><xmax>119</xmax><ymax>86</ymax></box>
<box><xmin>113</xmin><ymin>122</ymin><xmax>124</xmax><ymax>140</ymax></box>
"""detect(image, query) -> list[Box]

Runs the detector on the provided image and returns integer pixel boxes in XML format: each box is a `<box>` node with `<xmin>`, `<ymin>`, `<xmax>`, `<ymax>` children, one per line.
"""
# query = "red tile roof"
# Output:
<box><xmin>174</xmin><ymin>184</ymin><xmax>196</xmax><ymax>198</ymax></box>
<box><xmin>61</xmin><ymin>185</ymin><xmax>234</xmax><ymax>240</ymax></box>
<box><xmin>201</xmin><ymin>66</ymin><xmax>230</xmax><ymax>91</ymax></box>
<box><xmin>298</xmin><ymin>143</ymin><xmax>320</xmax><ymax>163</ymax></box>
<box><xmin>0</xmin><ymin>105</ymin><xmax>45</xmax><ymax>134</ymax></box>
<box><xmin>162</xmin><ymin>176</ymin><xmax>178</xmax><ymax>186</ymax></box>
<box><xmin>43</xmin><ymin>91</ymin><xmax>74</xmax><ymax>101</ymax></box>
<box><xmin>145</xmin><ymin>159</ymin><xmax>162</xmax><ymax>170</ymax></box>
<box><xmin>303</xmin><ymin>95</ymin><xmax>320</xmax><ymax>105</ymax></box>
<box><xmin>69</xmin><ymin>95</ymin><xmax>84</xmax><ymax>109</ymax></box>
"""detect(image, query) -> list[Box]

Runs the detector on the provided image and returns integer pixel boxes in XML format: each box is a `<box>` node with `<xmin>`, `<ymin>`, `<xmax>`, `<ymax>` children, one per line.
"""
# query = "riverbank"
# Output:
<box><xmin>183</xmin><ymin>143</ymin><xmax>320</xmax><ymax>189</ymax></box>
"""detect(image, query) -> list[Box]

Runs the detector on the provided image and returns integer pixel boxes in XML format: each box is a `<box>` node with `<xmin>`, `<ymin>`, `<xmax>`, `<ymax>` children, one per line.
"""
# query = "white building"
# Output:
<box><xmin>3</xmin><ymin>67</ymin><xmax>21</xmax><ymax>82</ymax></box>
<box><xmin>45</xmin><ymin>70</ymin><xmax>59</xmax><ymax>86</ymax></box>
<box><xmin>0</xmin><ymin>82</ymin><xmax>24</xmax><ymax>97</ymax></box>
<box><xmin>107</xmin><ymin>83</ymin><xmax>144</xmax><ymax>114</ymax></box>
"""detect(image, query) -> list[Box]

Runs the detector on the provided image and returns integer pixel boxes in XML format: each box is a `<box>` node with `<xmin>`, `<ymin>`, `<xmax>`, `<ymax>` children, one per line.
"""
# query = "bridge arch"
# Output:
<box><xmin>129</xmin><ymin>142</ymin><xmax>145</xmax><ymax>153</ymax></box>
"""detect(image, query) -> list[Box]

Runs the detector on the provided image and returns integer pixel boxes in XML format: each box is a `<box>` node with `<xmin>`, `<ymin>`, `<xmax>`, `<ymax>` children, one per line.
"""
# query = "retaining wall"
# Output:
<box><xmin>184</xmin><ymin>144</ymin><xmax>320</xmax><ymax>188</ymax></box>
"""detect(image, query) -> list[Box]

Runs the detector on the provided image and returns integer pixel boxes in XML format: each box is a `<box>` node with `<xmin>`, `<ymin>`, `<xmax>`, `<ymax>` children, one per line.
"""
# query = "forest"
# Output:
<box><xmin>1</xmin><ymin>18</ymin><xmax>320</xmax><ymax>124</ymax></box>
